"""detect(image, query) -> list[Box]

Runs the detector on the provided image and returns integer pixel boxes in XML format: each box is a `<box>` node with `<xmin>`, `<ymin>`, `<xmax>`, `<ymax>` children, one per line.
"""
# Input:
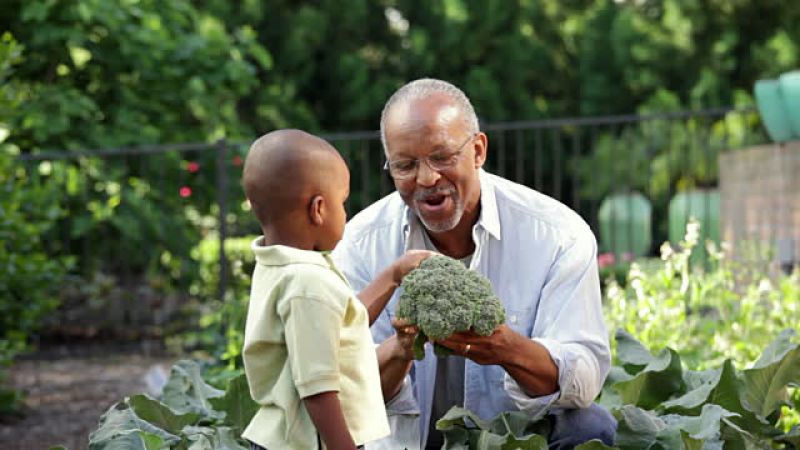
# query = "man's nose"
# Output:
<box><xmin>415</xmin><ymin>160</ymin><xmax>441</xmax><ymax>186</ymax></box>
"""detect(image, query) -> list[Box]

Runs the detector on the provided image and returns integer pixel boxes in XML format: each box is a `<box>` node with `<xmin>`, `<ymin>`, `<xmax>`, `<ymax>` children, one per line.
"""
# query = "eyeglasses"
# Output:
<box><xmin>383</xmin><ymin>133</ymin><xmax>477</xmax><ymax>180</ymax></box>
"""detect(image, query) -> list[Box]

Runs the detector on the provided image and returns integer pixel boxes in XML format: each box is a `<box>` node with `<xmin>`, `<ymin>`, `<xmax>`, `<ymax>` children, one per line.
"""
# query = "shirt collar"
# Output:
<box><xmin>401</xmin><ymin>169</ymin><xmax>502</xmax><ymax>243</ymax></box>
<box><xmin>251</xmin><ymin>237</ymin><xmax>332</xmax><ymax>268</ymax></box>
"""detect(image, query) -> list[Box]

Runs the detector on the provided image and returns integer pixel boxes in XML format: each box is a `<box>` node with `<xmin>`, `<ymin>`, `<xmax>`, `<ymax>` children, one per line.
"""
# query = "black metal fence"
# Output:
<box><xmin>16</xmin><ymin>107</ymin><xmax>765</xmax><ymax>300</ymax></box>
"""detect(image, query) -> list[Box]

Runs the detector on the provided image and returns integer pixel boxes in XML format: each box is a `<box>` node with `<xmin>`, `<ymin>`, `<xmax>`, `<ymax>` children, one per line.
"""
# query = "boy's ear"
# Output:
<box><xmin>309</xmin><ymin>194</ymin><xmax>325</xmax><ymax>226</ymax></box>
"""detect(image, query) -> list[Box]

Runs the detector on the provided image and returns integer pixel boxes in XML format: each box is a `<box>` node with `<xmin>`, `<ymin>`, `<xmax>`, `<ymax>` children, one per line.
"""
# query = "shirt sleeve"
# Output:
<box><xmin>282</xmin><ymin>295</ymin><xmax>344</xmax><ymax>398</ymax></box>
<box><xmin>504</xmin><ymin>227</ymin><xmax>611</xmax><ymax>411</ymax></box>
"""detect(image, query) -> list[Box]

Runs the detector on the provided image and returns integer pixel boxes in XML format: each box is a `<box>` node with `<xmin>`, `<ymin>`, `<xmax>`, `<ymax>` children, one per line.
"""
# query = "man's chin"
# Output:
<box><xmin>417</xmin><ymin>211</ymin><xmax>460</xmax><ymax>233</ymax></box>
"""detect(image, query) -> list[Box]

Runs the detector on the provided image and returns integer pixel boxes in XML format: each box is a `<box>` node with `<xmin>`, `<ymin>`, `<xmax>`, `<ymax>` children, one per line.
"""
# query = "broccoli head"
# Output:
<box><xmin>396</xmin><ymin>255</ymin><xmax>506</xmax><ymax>359</ymax></box>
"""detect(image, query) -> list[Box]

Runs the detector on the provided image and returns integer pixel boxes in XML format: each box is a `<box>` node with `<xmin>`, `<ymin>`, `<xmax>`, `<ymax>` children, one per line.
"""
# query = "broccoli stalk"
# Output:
<box><xmin>396</xmin><ymin>255</ymin><xmax>506</xmax><ymax>360</ymax></box>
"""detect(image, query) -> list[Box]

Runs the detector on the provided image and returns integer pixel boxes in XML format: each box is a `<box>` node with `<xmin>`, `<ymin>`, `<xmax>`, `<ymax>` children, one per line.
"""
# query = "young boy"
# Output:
<box><xmin>240</xmin><ymin>129</ymin><xmax>432</xmax><ymax>450</ymax></box>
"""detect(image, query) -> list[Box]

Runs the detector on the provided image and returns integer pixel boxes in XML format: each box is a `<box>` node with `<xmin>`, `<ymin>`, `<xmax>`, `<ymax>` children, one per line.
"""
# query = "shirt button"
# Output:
<box><xmin>509</xmin><ymin>315</ymin><xmax>518</xmax><ymax>324</ymax></box>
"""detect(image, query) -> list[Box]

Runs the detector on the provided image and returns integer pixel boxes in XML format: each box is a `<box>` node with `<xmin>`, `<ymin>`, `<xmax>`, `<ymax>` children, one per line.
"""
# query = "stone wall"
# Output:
<box><xmin>719</xmin><ymin>141</ymin><xmax>800</xmax><ymax>270</ymax></box>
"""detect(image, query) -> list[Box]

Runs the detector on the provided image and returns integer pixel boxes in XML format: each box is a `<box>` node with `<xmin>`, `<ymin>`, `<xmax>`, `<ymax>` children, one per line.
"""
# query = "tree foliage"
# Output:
<box><xmin>2</xmin><ymin>0</ymin><xmax>798</xmax><ymax>148</ymax></box>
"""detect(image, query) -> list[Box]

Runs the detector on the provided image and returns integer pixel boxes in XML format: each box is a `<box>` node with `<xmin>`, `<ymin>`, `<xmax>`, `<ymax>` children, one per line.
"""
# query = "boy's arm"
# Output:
<box><xmin>303</xmin><ymin>391</ymin><xmax>358</xmax><ymax>450</ymax></box>
<box><xmin>356</xmin><ymin>250</ymin><xmax>435</xmax><ymax>325</ymax></box>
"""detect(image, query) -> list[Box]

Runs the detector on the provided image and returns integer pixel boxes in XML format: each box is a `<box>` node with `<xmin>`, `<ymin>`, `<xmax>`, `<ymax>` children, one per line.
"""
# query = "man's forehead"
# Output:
<box><xmin>386</xmin><ymin>100</ymin><xmax>464</xmax><ymax>145</ymax></box>
<box><xmin>388</xmin><ymin>94</ymin><xmax>460</xmax><ymax>124</ymax></box>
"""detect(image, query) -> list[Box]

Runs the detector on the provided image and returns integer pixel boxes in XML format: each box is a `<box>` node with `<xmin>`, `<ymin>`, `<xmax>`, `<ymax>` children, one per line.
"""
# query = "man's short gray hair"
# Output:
<box><xmin>379</xmin><ymin>78</ymin><xmax>480</xmax><ymax>154</ymax></box>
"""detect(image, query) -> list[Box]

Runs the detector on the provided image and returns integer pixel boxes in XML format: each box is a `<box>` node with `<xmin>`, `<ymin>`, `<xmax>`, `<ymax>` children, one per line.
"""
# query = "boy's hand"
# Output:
<box><xmin>391</xmin><ymin>317</ymin><xmax>420</xmax><ymax>361</ymax></box>
<box><xmin>391</xmin><ymin>250</ymin><xmax>437</xmax><ymax>285</ymax></box>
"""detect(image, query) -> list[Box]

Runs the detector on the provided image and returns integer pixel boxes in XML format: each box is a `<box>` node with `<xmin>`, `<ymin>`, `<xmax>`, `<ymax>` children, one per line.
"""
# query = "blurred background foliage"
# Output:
<box><xmin>1</xmin><ymin>0</ymin><xmax>799</xmax><ymax>148</ymax></box>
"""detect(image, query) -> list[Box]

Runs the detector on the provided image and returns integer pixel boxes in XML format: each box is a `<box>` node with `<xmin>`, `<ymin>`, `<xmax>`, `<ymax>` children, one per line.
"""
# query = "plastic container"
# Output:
<box><xmin>779</xmin><ymin>71</ymin><xmax>800</xmax><ymax>137</ymax></box>
<box><xmin>668</xmin><ymin>190</ymin><xmax>720</xmax><ymax>265</ymax></box>
<box><xmin>598</xmin><ymin>192</ymin><xmax>652</xmax><ymax>259</ymax></box>
<box><xmin>754</xmin><ymin>79</ymin><xmax>793</xmax><ymax>142</ymax></box>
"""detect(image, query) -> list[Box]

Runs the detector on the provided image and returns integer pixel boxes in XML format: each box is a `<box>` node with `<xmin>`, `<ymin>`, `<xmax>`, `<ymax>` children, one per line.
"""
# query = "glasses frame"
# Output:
<box><xmin>383</xmin><ymin>132</ymin><xmax>478</xmax><ymax>180</ymax></box>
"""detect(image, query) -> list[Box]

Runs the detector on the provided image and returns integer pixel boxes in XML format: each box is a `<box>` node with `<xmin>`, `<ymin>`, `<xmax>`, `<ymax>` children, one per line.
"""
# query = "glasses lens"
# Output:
<box><xmin>389</xmin><ymin>160</ymin><xmax>416</xmax><ymax>179</ymax></box>
<box><xmin>427</xmin><ymin>153</ymin><xmax>457</xmax><ymax>171</ymax></box>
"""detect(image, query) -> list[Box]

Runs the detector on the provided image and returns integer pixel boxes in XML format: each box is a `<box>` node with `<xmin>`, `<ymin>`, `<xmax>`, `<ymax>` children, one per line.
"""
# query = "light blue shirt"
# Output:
<box><xmin>332</xmin><ymin>170</ymin><xmax>610</xmax><ymax>448</ymax></box>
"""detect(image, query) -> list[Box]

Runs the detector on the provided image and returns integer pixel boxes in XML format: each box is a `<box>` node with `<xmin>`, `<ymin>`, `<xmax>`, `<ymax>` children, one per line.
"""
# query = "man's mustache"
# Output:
<box><xmin>414</xmin><ymin>185</ymin><xmax>456</xmax><ymax>202</ymax></box>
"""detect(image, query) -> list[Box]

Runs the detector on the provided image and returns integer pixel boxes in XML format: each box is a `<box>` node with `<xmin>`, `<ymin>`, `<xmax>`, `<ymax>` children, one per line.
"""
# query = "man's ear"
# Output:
<box><xmin>473</xmin><ymin>132</ymin><xmax>488</xmax><ymax>168</ymax></box>
<box><xmin>309</xmin><ymin>194</ymin><xmax>325</xmax><ymax>226</ymax></box>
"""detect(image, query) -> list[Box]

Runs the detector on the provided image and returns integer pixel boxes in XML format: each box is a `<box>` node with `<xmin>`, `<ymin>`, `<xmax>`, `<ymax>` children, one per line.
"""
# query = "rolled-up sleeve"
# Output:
<box><xmin>504</xmin><ymin>227</ymin><xmax>610</xmax><ymax>412</ymax></box>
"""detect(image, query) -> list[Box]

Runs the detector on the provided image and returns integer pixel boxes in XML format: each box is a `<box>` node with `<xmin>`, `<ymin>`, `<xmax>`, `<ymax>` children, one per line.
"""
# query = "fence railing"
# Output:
<box><xmin>16</xmin><ymin>107</ymin><xmax>766</xmax><ymax>300</ymax></box>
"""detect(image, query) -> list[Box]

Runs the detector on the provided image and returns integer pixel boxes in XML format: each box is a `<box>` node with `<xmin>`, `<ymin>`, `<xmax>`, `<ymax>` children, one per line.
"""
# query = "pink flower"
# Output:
<box><xmin>622</xmin><ymin>252</ymin><xmax>634</xmax><ymax>262</ymax></box>
<box><xmin>232</xmin><ymin>155</ymin><xmax>243</xmax><ymax>167</ymax></box>
<box><xmin>179</xmin><ymin>186</ymin><xmax>192</xmax><ymax>198</ymax></box>
<box><xmin>187</xmin><ymin>161</ymin><xmax>200</xmax><ymax>173</ymax></box>
<box><xmin>597</xmin><ymin>252</ymin><xmax>616</xmax><ymax>269</ymax></box>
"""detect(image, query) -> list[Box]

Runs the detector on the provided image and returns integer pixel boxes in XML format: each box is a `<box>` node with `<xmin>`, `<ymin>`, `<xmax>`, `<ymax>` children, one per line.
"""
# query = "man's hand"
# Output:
<box><xmin>436</xmin><ymin>324</ymin><xmax>559</xmax><ymax>396</ymax></box>
<box><xmin>435</xmin><ymin>324</ymin><xmax>521</xmax><ymax>366</ymax></box>
<box><xmin>390</xmin><ymin>250</ymin><xmax>438</xmax><ymax>285</ymax></box>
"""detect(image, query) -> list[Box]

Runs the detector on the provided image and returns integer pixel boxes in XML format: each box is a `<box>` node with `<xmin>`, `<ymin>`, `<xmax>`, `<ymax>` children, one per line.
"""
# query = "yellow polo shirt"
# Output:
<box><xmin>242</xmin><ymin>239</ymin><xmax>389</xmax><ymax>449</ymax></box>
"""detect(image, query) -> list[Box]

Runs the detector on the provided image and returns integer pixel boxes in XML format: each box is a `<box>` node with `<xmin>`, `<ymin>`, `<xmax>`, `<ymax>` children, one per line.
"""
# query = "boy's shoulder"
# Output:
<box><xmin>253</xmin><ymin>254</ymin><xmax>352</xmax><ymax>307</ymax></box>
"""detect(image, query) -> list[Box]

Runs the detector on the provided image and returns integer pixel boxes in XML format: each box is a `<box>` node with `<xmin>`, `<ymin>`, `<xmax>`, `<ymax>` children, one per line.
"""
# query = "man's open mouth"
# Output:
<box><xmin>423</xmin><ymin>194</ymin><xmax>447</xmax><ymax>207</ymax></box>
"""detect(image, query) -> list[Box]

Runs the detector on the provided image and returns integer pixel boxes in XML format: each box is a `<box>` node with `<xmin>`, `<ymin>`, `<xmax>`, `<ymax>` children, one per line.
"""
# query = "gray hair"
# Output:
<box><xmin>379</xmin><ymin>78</ymin><xmax>480</xmax><ymax>154</ymax></box>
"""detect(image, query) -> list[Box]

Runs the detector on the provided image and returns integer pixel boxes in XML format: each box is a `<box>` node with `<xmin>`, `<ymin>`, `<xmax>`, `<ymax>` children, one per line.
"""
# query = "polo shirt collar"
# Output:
<box><xmin>251</xmin><ymin>237</ymin><xmax>332</xmax><ymax>268</ymax></box>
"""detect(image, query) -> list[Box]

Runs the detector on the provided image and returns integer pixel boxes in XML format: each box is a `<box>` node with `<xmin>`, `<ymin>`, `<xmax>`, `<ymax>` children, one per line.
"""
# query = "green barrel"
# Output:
<box><xmin>779</xmin><ymin>71</ymin><xmax>800</xmax><ymax>138</ymax></box>
<box><xmin>668</xmin><ymin>190</ymin><xmax>720</xmax><ymax>264</ymax></box>
<box><xmin>598</xmin><ymin>192</ymin><xmax>652</xmax><ymax>259</ymax></box>
<box><xmin>754</xmin><ymin>79</ymin><xmax>794</xmax><ymax>142</ymax></box>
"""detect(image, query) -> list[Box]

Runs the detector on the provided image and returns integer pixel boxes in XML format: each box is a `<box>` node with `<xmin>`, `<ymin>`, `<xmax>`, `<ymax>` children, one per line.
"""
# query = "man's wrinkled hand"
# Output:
<box><xmin>435</xmin><ymin>324</ymin><xmax>521</xmax><ymax>366</ymax></box>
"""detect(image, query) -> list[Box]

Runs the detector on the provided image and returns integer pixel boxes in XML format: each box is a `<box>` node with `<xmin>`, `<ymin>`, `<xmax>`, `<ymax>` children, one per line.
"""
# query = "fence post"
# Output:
<box><xmin>216</xmin><ymin>139</ymin><xmax>229</xmax><ymax>301</ymax></box>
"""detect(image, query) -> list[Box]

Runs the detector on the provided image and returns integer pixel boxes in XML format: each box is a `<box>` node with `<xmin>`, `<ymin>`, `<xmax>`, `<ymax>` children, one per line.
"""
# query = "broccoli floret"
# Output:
<box><xmin>396</xmin><ymin>255</ymin><xmax>506</xmax><ymax>360</ymax></box>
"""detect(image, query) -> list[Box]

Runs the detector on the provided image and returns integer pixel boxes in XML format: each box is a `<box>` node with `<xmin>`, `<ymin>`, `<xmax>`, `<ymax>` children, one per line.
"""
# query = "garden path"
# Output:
<box><xmin>0</xmin><ymin>343</ymin><xmax>172</xmax><ymax>450</ymax></box>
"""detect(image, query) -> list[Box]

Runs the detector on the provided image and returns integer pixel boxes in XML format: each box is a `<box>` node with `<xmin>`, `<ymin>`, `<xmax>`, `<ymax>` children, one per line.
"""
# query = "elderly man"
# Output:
<box><xmin>332</xmin><ymin>78</ymin><xmax>615</xmax><ymax>450</ymax></box>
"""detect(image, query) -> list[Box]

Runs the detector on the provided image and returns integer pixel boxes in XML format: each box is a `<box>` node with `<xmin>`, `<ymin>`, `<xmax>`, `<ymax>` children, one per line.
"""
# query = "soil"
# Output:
<box><xmin>0</xmin><ymin>342</ymin><xmax>173</xmax><ymax>450</ymax></box>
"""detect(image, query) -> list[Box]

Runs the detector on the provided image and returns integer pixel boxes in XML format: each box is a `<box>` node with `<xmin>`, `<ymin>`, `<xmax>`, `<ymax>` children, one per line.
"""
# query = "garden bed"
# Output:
<box><xmin>0</xmin><ymin>342</ymin><xmax>173</xmax><ymax>450</ymax></box>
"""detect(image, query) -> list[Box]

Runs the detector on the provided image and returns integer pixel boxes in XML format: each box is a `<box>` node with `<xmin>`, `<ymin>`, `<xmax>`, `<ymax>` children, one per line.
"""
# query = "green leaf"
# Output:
<box><xmin>661</xmin><ymin>366</ymin><xmax>725</xmax><ymax>413</ymax></box>
<box><xmin>574</xmin><ymin>440</ymin><xmax>619</xmax><ymax>449</ymax></box>
<box><xmin>598</xmin><ymin>366</ymin><xmax>634</xmax><ymax>410</ymax></box>
<box><xmin>487</xmin><ymin>411</ymin><xmax>549</xmax><ymax>439</ymax></box>
<box><xmin>88</xmin><ymin>402</ymin><xmax>180</xmax><ymax>449</ymax></box>
<box><xmin>705</xmin><ymin>360</ymin><xmax>778</xmax><ymax>439</ymax></box>
<box><xmin>160</xmin><ymin>360</ymin><xmax>225</xmax><ymax>419</ymax></box>
<box><xmin>613</xmin><ymin>348</ymin><xmax>685</xmax><ymax>409</ymax></box>
<box><xmin>207</xmin><ymin>374</ymin><xmax>258</xmax><ymax>434</ymax></box>
<box><xmin>499</xmin><ymin>433</ymin><xmax>548</xmax><ymax>449</ymax></box>
<box><xmin>128</xmin><ymin>394</ymin><xmax>199</xmax><ymax>434</ymax></box>
<box><xmin>68</xmin><ymin>46</ymin><xmax>92</xmax><ymax>69</ymax></box>
<box><xmin>613</xmin><ymin>405</ymin><xmax>683</xmax><ymax>450</ymax></box>
<box><xmin>437</xmin><ymin>406</ymin><xmax>491</xmax><ymax>431</ymax></box>
<box><xmin>437</xmin><ymin>407</ymin><xmax>550</xmax><ymax>450</ymax></box>
<box><xmin>182</xmin><ymin>425</ymin><xmax>247</xmax><ymax>450</ymax></box>
<box><xmin>661</xmin><ymin>404</ymin><xmax>737</xmax><ymax>442</ymax></box>
<box><xmin>776</xmin><ymin>425</ymin><xmax>800</xmax><ymax>447</ymax></box>
<box><xmin>742</xmin><ymin>330</ymin><xmax>800</xmax><ymax>418</ymax></box>
<box><xmin>615</xmin><ymin>329</ymin><xmax>655</xmax><ymax>374</ymax></box>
